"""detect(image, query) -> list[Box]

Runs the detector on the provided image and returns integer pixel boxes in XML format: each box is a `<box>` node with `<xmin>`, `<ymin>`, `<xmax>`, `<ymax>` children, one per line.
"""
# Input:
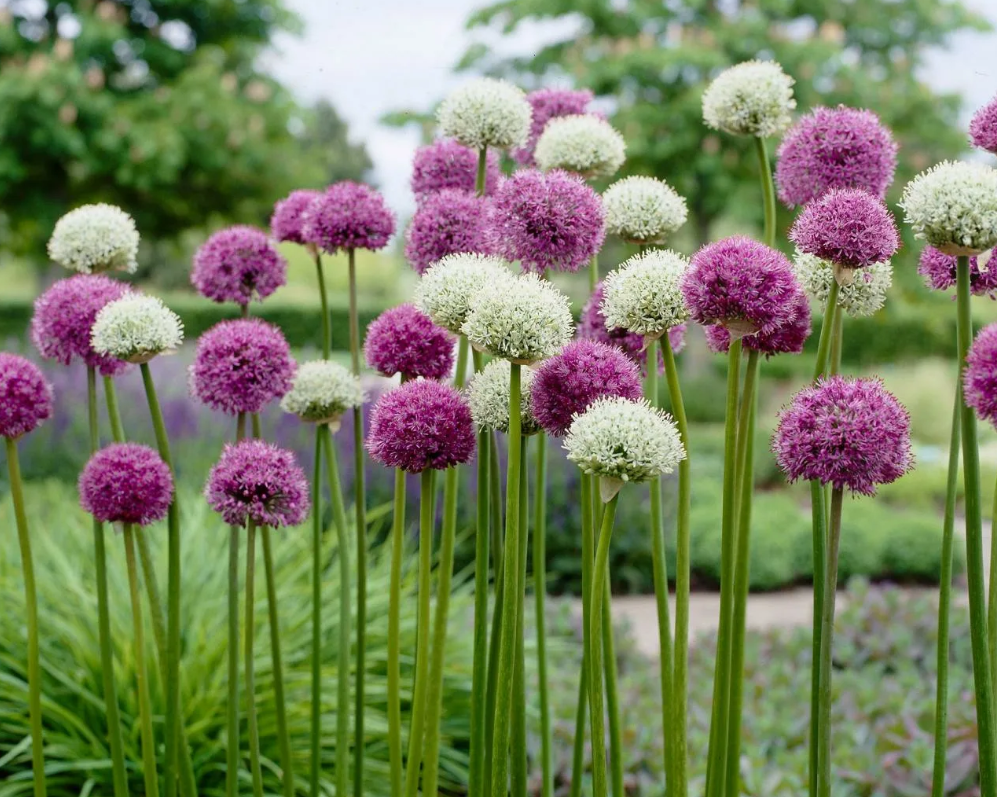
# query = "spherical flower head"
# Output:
<box><xmin>970</xmin><ymin>95</ymin><xmax>997</xmax><ymax>155</ymax></box>
<box><xmin>79</xmin><ymin>443</ymin><xmax>173</xmax><ymax>526</ymax></box>
<box><xmin>47</xmin><ymin>203</ymin><xmax>139</xmax><ymax>274</ymax></box>
<box><xmin>603</xmin><ymin>176</ymin><xmax>688</xmax><ymax>245</ymax></box>
<box><xmin>789</xmin><ymin>188</ymin><xmax>900</xmax><ymax>270</ymax></box>
<box><xmin>794</xmin><ymin>252</ymin><xmax>893</xmax><ymax>318</ymax></box>
<box><xmin>437</xmin><ymin>77</ymin><xmax>532</xmax><ymax>151</ymax></box>
<box><xmin>601</xmin><ymin>248</ymin><xmax>690</xmax><ymax>337</ymax></box>
<box><xmin>531</xmin><ymin>339</ymin><xmax>643</xmax><ymax>437</ymax></box>
<box><xmin>91</xmin><ymin>294</ymin><xmax>184</xmax><ymax>364</ymax></box>
<box><xmin>488</xmin><ymin>169</ymin><xmax>605</xmax><ymax>274</ymax></box>
<box><xmin>280</xmin><ymin>360</ymin><xmax>364</xmax><ymax>424</ymax></box>
<box><xmin>918</xmin><ymin>246</ymin><xmax>996</xmax><ymax>298</ymax></box>
<box><xmin>462</xmin><ymin>272</ymin><xmax>574</xmax><ymax>364</ymax></box>
<box><xmin>364</xmin><ymin>304</ymin><xmax>455</xmax><ymax>381</ymax></box>
<box><xmin>189</xmin><ymin>319</ymin><xmax>294</xmax><ymax>415</ymax></box>
<box><xmin>302</xmin><ymin>181</ymin><xmax>396</xmax><ymax>254</ymax></box>
<box><xmin>367</xmin><ymin>379</ymin><xmax>475</xmax><ymax>473</ymax></box>
<box><xmin>702</xmin><ymin>60</ymin><xmax>796</xmax><ymax>138</ymax></box>
<box><xmin>404</xmin><ymin>189</ymin><xmax>493</xmax><ymax>275</ymax></box>
<box><xmin>206</xmin><ymin>440</ymin><xmax>310</xmax><ymax>528</ymax></box>
<box><xmin>31</xmin><ymin>274</ymin><xmax>132</xmax><ymax>376</ymax></box>
<box><xmin>682</xmin><ymin>236</ymin><xmax>798</xmax><ymax>338</ymax></box>
<box><xmin>192</xmin><ymin>225</ymin><xmax>288</xmax><ymax>306</ymax></box>
<box><xmin>775</xmin><ymin>106</ymin><xmax>898</xmax><ymax>207</ymax></box>
<box><xmin>773</xmin><ymin>376</ymin><xmax>912</xmax><ymax>496</ymax></box>
<box><xmin>467</xmin><ymin>359</ymin><xmax>541</xmax><ymax>435</ymax></box>
<box><xmin>705</xmin><ymin>286</ymin><xmax>812</xmax><ymax>357</ymax></box>
<box><xmin>966</xmin><ymin>324</ymin><xmax>997</xmax><ymax>427</ymax></box>
<box><xmin>534</xmin><ymin>115</ymin><xmax>626</xmax><ymax>179</ymax></box>
<box><xmin>271</xmin><ymin>190</ymin><xmax>322</xmax><ymax>245</ymax></box>
<box><xmin>411</xmin><ymin>140</ymin><xmax>501</xmax><ymax>197</ymax></box>
<box><xmin>514</xmin><ymin>87</ymin><xmax>594</xmax><ymax>167</ymax></box>
<box><xmin>0</xmin><ymin>354</ymin><xmax>53</xmax><ymax>439</ymax></box>
<box><xmin>565</xmin><ymin>396</ymin><xmax>685</xmax><ymax>498</ymax></box>
<box><xmin>415</xmin><ymin>253</ymin><xmax>516</xmax><ymax>334</ymax></box>
<box><xmin>900</xmin><ymin>161</ymin><xmax>997</xmax><ymax>256</ymax></box>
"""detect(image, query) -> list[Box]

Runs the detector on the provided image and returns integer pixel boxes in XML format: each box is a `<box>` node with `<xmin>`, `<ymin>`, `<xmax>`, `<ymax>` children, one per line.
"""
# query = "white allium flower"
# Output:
<box><xmin>794</xmin><ymin>252</ymin><xmax>892</xmax><ymax>318</ymax></box>
<box><xmin>601</xmin><ymin>248</ymin><xmax>690</xmax><ymax>336</ymax></box>
<box><xmin>702</xmin><ymin>60</ymin><xmax>796</xmax><ymax>138</ymax></box>
<box><xmin>467</xmin><ymin>358</ymin><xmax>541</xmax><ymax>435</ymax></box>
<box><xmin>48</xmin><ymin>203</ymin><xmax>140</xmax><ymax>274</ymax></box>
<box><xmin>91</xmin><ymin>295</ymin><xmax>184</xmax><ymax>363</ymax></box>
<box><xmin>534</xmin><ymin>115</ymin><xmax>626</xmax><ymax>179</ymax></box>
<box><xmin>603</xmin><ymin>176</ymin><xmax>688</xmax><ymax>244</ymax></box>
<box><xmin>281</xmin><ymin>360</ymin><xmax>364</xmax><ymax>424</ymax></box>
<box><xmin>565</xmin><ymin>396</ymin><xmax>685</xmax><ymax>499</ymax></box>
<box><xmin>415</xmin><ymin>253</ymin><xmax>517</xmax><ymax>334</ymax></box>
<box><xmin>900</xmin><ymin>161</ymin><xmax>997</xmax><ymax>256</ymax></box>
<box><xmin>437</xmin><ymin>78</ymin><xmax>532</xmax><ymax>151</ymax></box>
<box><xmin>462</xmin><ymin>273</ymin><xmax>574</xmax><ymax>364</ymax></box>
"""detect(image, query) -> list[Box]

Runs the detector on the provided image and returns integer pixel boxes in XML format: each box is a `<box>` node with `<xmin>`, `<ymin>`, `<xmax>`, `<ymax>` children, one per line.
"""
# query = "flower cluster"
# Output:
<box><xmin>91</xmin><ymin>295</ymin><xmax>184</xmax><ymax>364</ymax></box>
<box><xmin>411</xmin><ymin>139</ymin><xmax>501</xmax><ymax>197</ymax></box>
<box><xmin>515</xmin><ymin>87</ymin><xmax>594</xmax><ymax>167</ymax></box>
<box><xmin>437</xmin><ymin>78</ymin><xmax>532</xmax><ymax>151</ymax></box>
<box><xmin>302</xmin><ymin>181</ymin><xmax>396</xmax><ymax>253</ymax></box>
<box><xmin>601</xmin><ymin>249</ymin><xmax>690</xmax><ymax>337</ymax></box>
<box><xmin>970</xmin><ymin>95</ymin><xmax>997</xmax><ymax>155</ymax></box>
<box><xmin>789</xmin><ymin>188</ymin><xmax>899</xmax><ymax>271</ymax></box>
<box><xmin>404</xmin><ymin>189</ymin><xmax>492</xmax><ymax>274</ymax></box>
<box><xmin>901</xmin><ymin>161</ymin><xmax>997</xmax><ymax>256</ymax></box>
<box><xmin>918</xmin><ymin>246</ymin><xmax>997</xmax><ymax>298</ymax></box>
<box><xmin>793</xmin><ymin>252</ymin><xmax>893</xmax><ymax>317</ymax></box>
<box><xmin>415</xmin><ymin>253</ymin><xmax>515</xmax><ymax>334</ymax></box>
<box><xmin>602</xmin><ymin>176</ymin><xmax>688</xmax><ymax>245</ymax></box>
<box><xmin>79</xmin><ymin>443</ymin><xmax>174</xmax><ymax>526</ymax></box>
<box><xmin>281</xmin><ymin>360</ymin><xmax>364</xmax><ymax>424</ymax></box>
<box><xmin>364</xmin><ymin>304</ymin><xmax>455</xmax><ymax>381</ymax></box>
<box><xmin>705</xmin><ymin>287</ymin><xmax>812</xmax><ymax>357</ymax></box>
<box><xmin>271</xmin><ymin>190</ymin><xmax>322</xmax><ymax>245</ymax></box>
<box><xmin>702</xmin><ymin>60</ymin><xmax>796</xmax><ymax>138</ymax></box>
<box><xmin>534</xmin><ymin>115</ymin><xmax>626</xmax><ymax>179</ymax></box>
<box><xmin>48</xmin><ymin>204</ymin><xmax>140</xmax><ymax>274</ymax></box>
<box><xmin>0</xmin><ymin>354</ymin><xmax>53</xmax><ymax>439</ymax></box>
<box><xmin>206</xmin><ymin>440</ymin><xmax>310</xmax><ymax>528</ymax></box>
<box><xmin>192</xmin><ymin>226</ymin><xmax>288</xmax><ymax>306</ymax></box>
<box><xmin>467</xmin><ymin>359</ymin><xmax>541</xmax><ymax>435</ymax></box>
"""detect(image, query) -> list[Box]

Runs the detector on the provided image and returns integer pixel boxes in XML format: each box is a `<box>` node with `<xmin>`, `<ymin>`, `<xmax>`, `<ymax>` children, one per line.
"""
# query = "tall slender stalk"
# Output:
<box><xmin>753</xmin><ymin>137</ymin><xmax>777</xmax><ymax>248</ymax></box>
<box><xmin>816</xmin><ymin>489</ymin><xmax>844</xmax><ymax>797</ymax></box>
<box><xmin>315</xmin><ymin>249</ymin><xmax>332</xmax><ymax>359</ymax></box>
<box><xmin>510</xmin><ymin>436</ymin><xmax>531</xmax><ymax>797</ymax></box>
<box><xmin>309</xmin><ymin>429</ymin><xmax>322</xmax><ymax>797</ymax></box>
<box><xmin>590</xmin><ymin>254</ymin><xmax>599</xmax><ymax>293</ymax></box>
<box><xmin>574</xmin><ymin>473</ymin><xmax>597</xmax><ymax>797</ymax></box>
<box><xmin>387</xmin><ymin>466</ymin><xmax>406</xmax><ymax>797</ymax></box>
<box><xmin>244</xmin><ymin>520</ymin><xmax>264</xmax><ymax>797</ymax></box>
<box><xmin>231</xmin><ymin>412</ymin><xmax>246</xmax><ymax>797</ymax></box>
<box><xmin>483</xmin><ymin>533</ymin><xmax>506</xmax><ymax>797</ymax></box>
<box><xmin>532</xmin><ymin>430</ymin><xmax>553</xmax><ymax>797</ymax></box>
<box><xmin>490</xmin><ymin>433</ymin><xmax>504</xmax><ymax>577</ymax></box>
<box><xmin>568</xmin><ymin>649</ymin><xmax>589</xmax><ymax>797</ymax></box>
<box><xmin>602</xmin><ymin>575</ymin><xmax>624</xmax><ymax>797</ymax></box>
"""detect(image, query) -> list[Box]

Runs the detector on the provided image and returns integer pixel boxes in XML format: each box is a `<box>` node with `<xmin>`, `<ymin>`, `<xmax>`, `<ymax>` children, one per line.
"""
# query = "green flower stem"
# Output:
<box><xmin>933</xmin><ymin>383</ymin><xmax>961</xmax><ymax>797</ymax></box>
<box><xmin>483</xmin><ymin>531</ymin><xmax>506</xmax><ymax>797</ymax></box>
<box><xmin>315</xmin><ymin>249</ymin><xmax>332</xmax><ymax>359</ymax></box>
<box><xmin>489</xmin><ymin>362</ymin><xmax>525</xmax><ymax>797</ymax></box>
<box><xmin>957</xmin><ymin>255</ymin><xmax>997</xmax><ymax>794</ymax></box>
<box><xmin>573</xmin><ymin>473</ymin><xmax>596</xmax><ymax>797</ymax></box>
<box><xmin>812</xmin><ymin>283</ymin><xmax>841</xmax><ymax>381</ymax></box>
<box><xmin>589</xmin><ymin>493</ymin><xmax>621</xmax><ymax>797</ymax></box>
<box><xmin>123</xmin><ymin>524</ymin><xmax>159</xmax><ymax>797</ymax></box>
<box><xmin>510</xmin><ymin>436</ymin><xmax>530</xmax><ymax>797</ymax></box>
<box><xmin>753</xmin><ymin>136</ymin><xmax>777</xmax><ymax>247</ymax></box>
<box><xmin>662</xmin><ymin>332</ymin><xmax>691</xmax><ymax>797</ymax></box>
<box><xmin>490</xmin><ymin>432</ymin><xmax>504</xmax><ymax>578</ymax></box>
<box><xmin>229</xmin><ymin>413</ymin><xmax>247</xmax><ymax>797</ymax></box>
<box><xmin>5</xmin><ymin>437</ymin><xmax>47</xmax><ymax>797</ymax></box>
<box><xmin>816</xmin><ymin>489</ymin><xmax>844</xmax><ymax>797</ymax></box>
<box><xmin>568</xmin><ymin>649</ymin><xmax>588</xmax><ymax>797</ymax></box>
<box><xmin>387</xmin><ymin>467</ymin><xmax>406</xmax><ymax>797</ymax></box>
<box><xmin>602</xmin><ymin>574</ymin><xmax>624</xmax><ymax>797</ymax></box>
<box><xmin>705</xmin><ymin>339</ymin><xmax>743</xmax><ymax>797</ymax></box>
<box><xmin>103</xmin><ymin>376</ymin><xmax>125</xmax><ymax>442</ymax></box>
<box><xmin>829</xmin><ymin>310</ymin><xmax>844</xmax><ymax>377</ymax></box>
<box><xmin>533</xmin><ymin>431</ymin><xmax>553</xmax><ymax>797</ymax></box>
<box><xmin>590</xmin><ymin>253</ymin><xmax>599</xmax><ymax>293</ymax></box>
<box><xmin>309</xmin><ymin>429</ymin><xmax>322</xmax><ymax>797</ymax></box>
<box><xmin>244</xmin><ymin>520</ymin><xmax>265</xmax><ymax>797</ymax></box>
<box><xmin>321</xmin><ymin>425</ymin><xmax>352</xmax><ymax>797</ymax></box>
<box><xmin>89</xmin><ymin>367</ymin><xmax>129</xmax><ymax>797</ymax></box>
<box><xmin>725</xmin><ymin>350</ymin><xmax>760</xmax><ymax>797</ymax></box>
<box><xmin>139</xmin><ymin>362</ymin><xmax>182</xmax><ymax>797</ymax></box>
<box><xmin>477</xmin><ymin>147</ymin><xmax>489</xmax><ymax>197</ymax></box>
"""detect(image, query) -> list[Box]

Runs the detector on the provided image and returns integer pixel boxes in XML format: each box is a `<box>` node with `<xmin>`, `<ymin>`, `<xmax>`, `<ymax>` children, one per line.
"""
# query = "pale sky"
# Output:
<box><xmin>264</xmin><ymin>0</ymin><xmax>997</xmax><ymax>215</ymax></box>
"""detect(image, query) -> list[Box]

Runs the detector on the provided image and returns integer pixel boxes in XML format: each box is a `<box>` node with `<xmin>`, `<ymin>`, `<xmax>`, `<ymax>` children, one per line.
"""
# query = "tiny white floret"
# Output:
<box><xmin>91</xmin><ymin>295</ymin><xmax>184</xmax><ymax>363</ymax></box>
<box><xmin>48</xmin><ymin>203</ymin><xmax>140</xmax><ymax>274</ymax></box>
<box><xmin>702</xmin><ymin>60</ymin><xmax>796</xmax><ymax>138</ymax></box>
<box><xmin>281</xmin><ymin>360</ymin><xmax>365</xmax><ymax>424</ymax></box>
<box><xmin>437</xmin><ymin>78</ymin><xmax>532</xmax><ymax>151</ymax></box>
<box><xmin>534</xmin><ymin>115</ymin><xmax>626</xmax><ymax>179</ymax></box>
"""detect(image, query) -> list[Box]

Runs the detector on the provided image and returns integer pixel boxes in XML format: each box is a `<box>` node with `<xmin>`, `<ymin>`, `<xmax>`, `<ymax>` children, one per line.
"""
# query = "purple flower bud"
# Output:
<box><xmin>404</xmin><ymin>189</ymin><xmax>493</xmax><ymax>275</ymax></box>
<box><xmin>0</xmin><ymin>354</ymin><xmax>53</xmax><ymax>439</ymax></box>
<box><xmin>531</xmin><ymin>339</ymin><xmax>643</xmax><ymax>437</ymax></box>
<box><xmin>411</xmin><ymin>140</ymin><xmax>501</xmax><ymax>197</ymax></box>
<box><xmin>918</xmin><ymin>246</ymin><xmax>997</xmax><ymax>298</ymax></box>
<box><xmin>271</xmin><ymin>189</ymin><xmax>322</xmax><ymax>245</ymax></box>
<box><xmin>970</xmin><ymin>95</ymin><xmax>997</xmax><ymax>155</ymax></box>
<box><xmin>189</xmin><ymin>319</ymin><xmax>295</xmax><ymax>415</ymax></box>
<box><xmin>773</xmin><ymin>376</ymin><xmax>912</xmax><ymax>495</ymax></box>
<box><xmin>789</xmin><ymin>188</ymin><xmax>900</xmax><ymax>269</ymax></box>
<box><xmin>488</xmin><ymin>169</ymin><xmax>605</xmax><ymax>274</ymax></box>
<box><xmin>364</xmin><ymin>304</ymin><xmax>455</xmax><ymax>381</ymax></box>
<box><xmin>514</xmin><ymin>88</ymin><xmax>594</xmax><ymax>167</ymax></box>
<box><xmin>31</xmin><ymin>274</ymin><xmax>131</xmax><ymax>376</ymax></box>
<box><xmin>775</xmin><ymin>106</ymin><xmax>898</xmax><ymax>207</ymax></box>
<box><xmin>965</xmin><ymin>323</ymin><xmax>997</xmax><ymax>427</ymax></box>
<box><xmin>302</xmin><ymin>181</ymin><xmax>396</xmax><ymax>254</ymax></box>
<box><xmin>79</xmin><ymin>443</ymin><xmax>174</xmax><ymax>526</ymax></box>
<box><xmin>367</xmin><ymin>379</ymin><xmax>475</xmax><ymax>473</ymax></box>
<box><xmin>705</xmin><ymin>287</ymin><xmax>812</xmax><ymax>358</ymax></box>
<box><xmin>205</xmin><ymin>439</ymin><xmax>310</xmax><ymax>528</ymax></box>
<box><xmin>192</xmin><ymin>225</ymin><xmax>288</xmax><ymax>306</ymax></box>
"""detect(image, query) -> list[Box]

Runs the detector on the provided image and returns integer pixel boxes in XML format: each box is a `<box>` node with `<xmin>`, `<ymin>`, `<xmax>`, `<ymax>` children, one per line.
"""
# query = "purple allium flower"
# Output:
<box><xmin>488</xmin><ymin>169</ymin><xmax>605</xmax><ymax>274</ymax></box>
<box><xmin>0</xmin><ymin>354</ymin><xmax>53</xmax><ymax>439</ymax></box>
<box><xmin>367</xmin><ymin>379</ymin><xmax>475</xmax><ymax>473</ymax></box>
<box><xmin>789</xmin><ymin>188</ymin><xmax>900</xmax><ymax>269</ymax></box>
<box><xmin>31</xmin><ymin>274</ymin><xmax>131</xmax><ymax>377</ymax></box>
<box><xmin>189</xmin><ymin>319</ymin><xmax>295</xmax><ymax>415</ymax></box>
<box><xmin>514</xmin><ymin>88</ymin><xmax>594</xmax><ymax>167</ymax></box>
<box><xmin>271</xmin><ymin>189</ymin><xmax>322</xmax><ymax>245</ymax></box>
<box><xmin>79</xmin><ymin>443</ymin><xmax>174</xmax><ymax>526</ymax></box>
<box><xmin>531</xmin><ymin>339</ymin><xmax>643</xmax><ymax>436</ymax></box>
<box><xmin>578</xmin><ymin>282</ymin><xmax>686</xmax><ymax>374</ymax></box>
<box><xmin>970</xmin><ymin>95</ymin><xmax>997</xmax><ymax>155</ymax></box>
<box><xmin>192</xmin><ymin>225</ymin><xmax>288</xmax><ymax>307</ymax></box>
<box><xmin>411</xmin><ymin>140</ymin><xmax>501</xmax><ymax>197</ymax></box>
<box><xmin>918</xmin><ymin>246</ymin><xmax>997</xmax><ymax>298</ymax></box>
<box><xmin>964</xmin><ymin>323</ymin><xmax>997</xmax><ymax>426</ymax></box>
<box><xmin>772</xmin><ymin>376</ymin><xmax>912</xmax><ymax>496</ymax></box>
<box><xmin>302</xmin><ymin>181</ymin><xmax>396</xmax><ymax>254</ymax></box>
<box><xmin>205</xmin><ymin>439</ymin><xmax>310</xmax><ymax>528</ymax></box>
<box><xmin>705</xmin><ymin>286</ymin><xmax>812</xmax><ymax>357</ymax></box>
<box><xmin>364</xmin><ymin>304</ymin><xmax>455</xmax><ymax>380</ymax></box>
<box><xmin>775</xmin><ymin>106</ymin><xmax>898</xmax><ymax>207</ymax></box>
<box><xmin>682</xmin><ymin>236</ymin><xmax>798</xmax><ymax>338</ymax></box>
<box><xmin>404</xmin><ymin>189</ymin><xmax>493</xmax><ymax>275</ymax></box>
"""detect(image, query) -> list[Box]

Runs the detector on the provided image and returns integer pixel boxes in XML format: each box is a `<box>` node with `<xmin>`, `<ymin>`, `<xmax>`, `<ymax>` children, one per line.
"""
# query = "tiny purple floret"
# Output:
<box><xmin>411</xmin><ymin>140</ymin><xmax>501</xmax><ymax>197</ymax></box>
<box><xmin>271</xmin><ymin>189</ymin><xmax>322</xmax><ymax>245</ymax></box>
<box><xmin>404</xmin><ymin>189</ymin><xmax>493</xmax><ymax>274</ymax></box>
<box><xmin>965</xmin><ymin>323</ymin><xmax>997</xmax><ymax>427</ymax></box>
<box><xmin>514</xmin><ymin>87</ymin><xmax>594</xmax><ymax>167</ymax></box>
<box><xmin>918</xmin><ymin>246</ymin><xmax>997</xmax><ymax>298</ymax></box>
<box><xmin>192</xmin><ymin>225</ymin><xmax>288</xmax><ymax>306</ymax></box>
<box><xmin>705</xmin><ymin>287</ymin><xmax>812</xmax><ymax>358</ymax></box>
<box><xmin>0</xmin><ymin>354</ymin><xmax>53</xmax><ymax>439</ymax></box>
<box><xmin>364</xmin><ymin>304</ymin><xmax>455</xmax><ymax>381</ymax></box>
<box><xmin>302</xmin><ymin>181</ymin><xmax>396</xmax><ymax>254</ymax></box>
<box><xmin>789</xmin><ymin>188</ymin><xmax>899</xmax><ymax>269</ymax></box>
<box><xmin>970</xmin><ymin>95</ymin><xmax>997</xmax><ymax>155</ymax></box>
<box><xmin>79</xmin><ymin>443</ymin><xmax>174</xmax><ymax>526</ymax></box>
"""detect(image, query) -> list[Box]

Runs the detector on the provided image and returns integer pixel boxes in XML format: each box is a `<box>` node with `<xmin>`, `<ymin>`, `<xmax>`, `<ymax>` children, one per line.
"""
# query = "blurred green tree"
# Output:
<box><xmin>298</xmin><ymin>99</ymin><xmax>374</xmax><ymax>185</ymax></box>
